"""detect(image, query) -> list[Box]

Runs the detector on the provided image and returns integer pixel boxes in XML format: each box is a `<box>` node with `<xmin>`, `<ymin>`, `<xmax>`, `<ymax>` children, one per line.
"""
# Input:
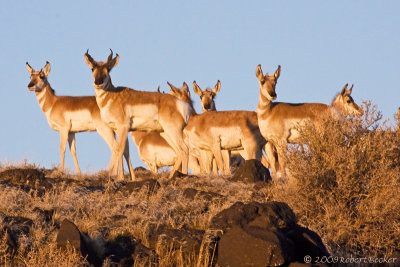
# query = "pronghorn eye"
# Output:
<box><xmin>261</xmin><ymin>80</ymin><xmax>265</xmax><ymax>85</ymax></box>
<box><xmin>347</xmin><ymin>100</ymin><xmax>352</xmax><ymax>104</ymax></box>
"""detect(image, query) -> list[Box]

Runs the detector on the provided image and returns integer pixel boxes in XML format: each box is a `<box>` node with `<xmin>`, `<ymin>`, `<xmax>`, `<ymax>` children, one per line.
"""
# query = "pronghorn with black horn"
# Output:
<box><xmin>26</xmin><ymin>61</ymin><xmax>134</xmax><ymax>177</ymax></box>
<box><xmin>84</xmin><ymin>49</ymin><xmax>192</xmax><ymax>179</ymax></box>
<box><xmin>130</xmin><ymin>82</ymin><xmax>200</xmax><ymax>174</ymax></box>
<box><xmin>256</xmin><ymin>64</ymin><xmax>363</xmax><ymax>176</ymax></box>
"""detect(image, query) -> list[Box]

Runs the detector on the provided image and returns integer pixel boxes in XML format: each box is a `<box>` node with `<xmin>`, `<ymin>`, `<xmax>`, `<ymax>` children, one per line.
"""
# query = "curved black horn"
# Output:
<box><xmin>347</xmin><ymin>84</ymin><xmax>354</xmax><ymax>94</ymax></box>
<box><xmin>107</xmin><ymin>49</ymin><xmax>113</xmax><ymax>63</ymax></box>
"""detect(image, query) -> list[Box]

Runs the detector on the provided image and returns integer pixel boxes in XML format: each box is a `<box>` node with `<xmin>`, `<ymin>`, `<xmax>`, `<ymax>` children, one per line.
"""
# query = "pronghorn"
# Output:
<box><xmin>184</xmin><ymin>82</ymin><xmax>272</xmax><ymax>175</ymax></box>
<box><xmin>130</xmin><ymin>82</ymin><xmax>200</xmax><ymax>174</ymax></box>
<box><xmin>193</xmin><ymin>80</ymin><xmax>220</xmax><ymax>112</ymax></box>
<box><xmin>84</xmin><ymin>50</ymin><xmax>192</xmax><ymax>179</ymax></box>
<box><xmin>255</xmin><ymin>64</ymin><xmax>363</xmax><ymax>175</ymax></box>
<box><xmin>26</xmin><ymin>61</ymin><xmax>134</xmax><ymax>176</ymax></box>
<box><xmin>192</xmin><ymin>80</ymin><xmax>257</xmax><ymax>175</ymax></box>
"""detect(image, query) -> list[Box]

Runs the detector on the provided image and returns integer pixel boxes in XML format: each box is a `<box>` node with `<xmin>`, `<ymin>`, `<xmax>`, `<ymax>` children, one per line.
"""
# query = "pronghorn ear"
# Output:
<box><xmin>26</xmin><ymin>62</ymin><xmax>33</xmax><ymax>74</ymax></box>
<box><xmin>193</xmin><ymin>81</ymin><xmax>202</xmax><ymax>97</ymax></box>
<box><xmin>84</xmin><ymin>50</ymin><xmax>95</xmax><ymax>69</ymax></box>
<box><xmin>274</xmin><ymin>65</ymin><xmax>281</xmax><ymax>80</ymax></box>
<box><xmin>43</xmin><ymin>61</ymin><xmax>51</xmax><ymax>76</ymax></box>
<box><xmin>212</xmin><ymin>80</ymin><xmax>221</xmax><ymax>95</ymax></box>
<box><xmin>256</xmin><ymin>64</ymin><xmax>263</xmax><ymax>81</ymax></box>
<box><xmin>108</xmin><ymin>53</ymin><xmax>119</xmax><ymax>70</ymax></box>
<box><xmin>182</xmin><ymin>82</ymin><xmax>189</xmax><ymax>93</ymax></box>
<box><xmin>341</xmin><ymin>84</ymin><xmax>348</xmax><ymax>96</ymax></box>
<box><xmin>347</xmin><ymin>84</ymin><xmax>354</xmax><ymax>95</ymax></box>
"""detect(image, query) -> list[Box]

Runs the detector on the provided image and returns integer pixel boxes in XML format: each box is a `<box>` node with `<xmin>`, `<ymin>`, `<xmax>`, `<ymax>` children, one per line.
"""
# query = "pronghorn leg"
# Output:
<box><xmin>160</xmin><ymin>129</ymin><xmax>188</xmax><ymax>178</ymax></box>
<box><xmin>94</xmin><ymin>123</ymin><xmax>120</xmax><ymax>176</ymax></box>
<box><xmin>59</xmin><ymin>130</ymin><xmax>69</xmax><ymax>173</ymax></box>
<box><xmin>199</xmin><ymin>150</ymin><xmax>213</xmax><ymax>174</ymax></box>
<box><xmin>148</xmin><ymin>162</ymin><xmax>158</xmax><ymax>174</ymax></box>
<box><xmin>211</xmin><ymin>138</ymin><xmax>225</xmax><ymax>175</ymax></box>
<box><xmin>123</xmin><ymin>139</ymin><xmax>135</xmax><ymax>181</ymax></box>
<box><xmin>221</xmin><ymin>150</ymin><xmax>231</xmax><ymax>175</ymax></box>
<box><xmin>68</xmin><ymin>133</ymin><xmax>81</xmax><ymax>175</ymax></box>
<box><xmin>212</xmin><ymin>158</ymin><xmax>218</xmax><ymax>176</ymax></box>
<box><xmin>264</xmin><ymin>142</ymin><xmax>279</xmax><ymax>175</ymax></box>
<box><xmin>274</xmin><ymin>140</ymin><xmax>287</xmax><ymax>177</ymax></box>
<box><xmin>188</xmin><ymin>154</ymin><xmax>200</xmax><ymax>174</ymax></box>
<box><xmin>114</xmin><ymin>125</ymin><xmax>130</xmax><ymax>180</ymax></box>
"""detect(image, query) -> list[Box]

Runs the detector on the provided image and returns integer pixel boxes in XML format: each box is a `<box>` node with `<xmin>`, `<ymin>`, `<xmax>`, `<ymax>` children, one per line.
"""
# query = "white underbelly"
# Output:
<box><xmin>210</xmin><ymin>126</ymin><xmax>243</xmax><ymax>150</ymax></box>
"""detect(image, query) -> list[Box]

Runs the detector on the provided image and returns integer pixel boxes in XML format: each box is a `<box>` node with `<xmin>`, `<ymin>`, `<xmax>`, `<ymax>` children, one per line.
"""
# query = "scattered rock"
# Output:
<box><xmin>171</xmin><ymin>171</ymin><xmax>186</xmax><ymax>178</ymax></box>
<box><xmin>104</xmin><ymin>234</ymin><xmax>158</xmax><ymax>266</ymax></box>
<box><xmin>56</xmin><ymin>219</ymin><xmax>101</xmax><ymax>266</ymax></box>
<box><xmin>0</xmin><ymin>215</ymin><xmax>34</xmax><ymax>263</ymax></box>
<box><xmin>231</xmin><ymin>159</ymin><xmax>272</xmax><ymax>183</ymax></box>
<box><xmin>147</xmin><ymin>226</ymin><xmax>204</xmax><ymax>258</ymax></box>
<box><xmin>210</xmin><ymin>201</ymin><xmax>259</xmax><ymax>230</ymax></box>
<box><xmin>0</xmin><ymin>226</ymin><xmax>18</xmax><ymax>261</ymax></box>
<box><xmin>218</xmin><ymin>226</ymin><xmax>294</xmax><ymax>266</ymax></box>
<box><xmin>121</xmin><ymin>179</ymin><xmax>161</xmax><ymax>195</ymax></box>
<box><xmin>211</xmin><ymin>201</ymin><xmax>329</xmax><ymax>266</ymax></box>
<box><xmin>2</xmin><ymin>215</ymin><xmax>34</xmax><ymax>237</ymax></box>
<box><xmin>0</xmin><ymin>168</ymin><xmax>52</xmax><ymax>190</ymax></box>
<box><xmin>32</xmin><ymin>207</ymin><xmax>54</xmax><ymax>224</ymax></box>
<box><xmin>182</xmin><ymin>188</ymin><xmax>223</xmax><ymax>201</ymax></box>
<box><xmin>134</xmin><ymin>166</ymin><xmax>148</xmax><ymax>172</ymax></box>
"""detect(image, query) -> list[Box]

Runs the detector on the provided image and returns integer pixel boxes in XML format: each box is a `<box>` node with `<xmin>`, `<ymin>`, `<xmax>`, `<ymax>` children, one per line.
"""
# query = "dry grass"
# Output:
<box><xmin>0</xmin><ymin>101</ymin><xmax>399</xmax><ymax>265</ymax></box>
<box><xmin>271</xmin><ymin>101</ymin><xmax>400</xmax><ymax>258</ymax></box>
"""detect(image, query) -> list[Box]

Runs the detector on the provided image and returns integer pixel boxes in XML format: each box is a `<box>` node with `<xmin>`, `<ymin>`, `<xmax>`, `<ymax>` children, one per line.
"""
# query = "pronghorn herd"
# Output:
<box><xmin>26</xmin><ymin>50</ymin><xmax>363</xmax><ymax>180</ymax></box>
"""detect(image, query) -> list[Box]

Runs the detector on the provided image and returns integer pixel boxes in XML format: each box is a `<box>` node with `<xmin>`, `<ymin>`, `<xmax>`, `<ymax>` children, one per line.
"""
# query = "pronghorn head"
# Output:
<box><xmin>192</xmin><ymin>80</ymin><xmax>220</xmax><ymax>112</ymax></box>
<box><xmin>167</xmin><ymin>81</ymin><xmax>191</xmax><ymax>103</ymax></box>
<box><xmin>26</xmin><ymin>61</ymin><xmax>51</xmax><ymax>92</ymax></box>
<box><xmin>256</xmin><ymin>65</ymin><xmax>281</xmax><ymax>101</ymax></box>
<box><xmin>84</xmin><ymin>49</ymin><xmax>119</xmax><ymax>90</ymax></box>
<box><xmin>332</xmin><ymin>84</ymin><xmax>363</xmax><ymax>116</ymax></box>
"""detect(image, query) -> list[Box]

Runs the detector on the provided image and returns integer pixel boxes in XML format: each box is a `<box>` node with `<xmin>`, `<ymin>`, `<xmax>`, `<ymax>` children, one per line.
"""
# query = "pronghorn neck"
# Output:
<box><xmin>331</xmin><ymin>93</ymin><xmax>345</xmax><ymax>114</ymax></box>
<box><xmin>187</xmin><ymin>98</ymin><xmax>197</xmax><ymax>116</ymax></box>
<box><xmin>330</xmin><ymin>93</ymin><xmax>347</xmax><ymax>118</ymax></box>
<box><xmin>256</xmin><ymin>88</ymin><xmax>273</xmax><ymax>116</ymax></box>
<box><xmin>35</xmin><ymin>83</ymin><xmax>57</xmax><ymax>113</ymax></box>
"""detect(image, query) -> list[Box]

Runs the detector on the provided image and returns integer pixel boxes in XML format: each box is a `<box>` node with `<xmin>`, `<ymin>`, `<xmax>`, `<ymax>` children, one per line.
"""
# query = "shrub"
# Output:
<box><xmin>280</xmin><ymin>101</ymin><xmax>400</xmax><ymax>258</ymax></box>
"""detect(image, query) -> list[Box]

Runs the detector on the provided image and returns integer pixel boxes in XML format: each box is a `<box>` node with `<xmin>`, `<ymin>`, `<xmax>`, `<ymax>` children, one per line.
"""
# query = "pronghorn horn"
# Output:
<box><xmin>84</xmin><ymin>49</ymin><xmax>95</xmax><ymax>65</ymax></box>
<box><xmin>348</xmin><ymin>84</ymin><xmax>354</xmax><ymax>94</ymax></box>
<box><xmin>167</xmin><ymin>81</ymin><xmax>177</xmax><ymax>91</ymax></box>
<box><xmin>26</xmin><ymin>62</ymin><xmax>33</xmax><ymax>73</ymax></box>
<box><xmin>341</xmin><ymin>83</ymin><xmax>348</xmax><ymax>95</ymax></box>
<box><xmin>107</xmin><ymin>49</ymin><xmax>113</xmax><ymax>63</ymax></box>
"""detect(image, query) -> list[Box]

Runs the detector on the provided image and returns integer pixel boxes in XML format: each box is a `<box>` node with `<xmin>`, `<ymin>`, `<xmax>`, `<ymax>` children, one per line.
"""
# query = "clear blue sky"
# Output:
<box><xmin>1</xmin><ymin>1</ymin><xmax>399</xmax><ymax>173</ymax></box>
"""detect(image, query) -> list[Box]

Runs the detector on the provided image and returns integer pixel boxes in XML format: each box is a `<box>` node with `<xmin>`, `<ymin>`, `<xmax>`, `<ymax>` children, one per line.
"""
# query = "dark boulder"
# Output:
<box><xmin>182</xmin><ymin>188</ymin><xmax>223</xmax><ymax>201</ymax></box>
<box><xmin>231</xmin><ymin>159</ymin><xmax>272</xmax><ymax>183</ymax></box>
<box><xmin>211</xmin><ymin>201</ymin><xmax>329</xmax><ymax>266</ymax></box>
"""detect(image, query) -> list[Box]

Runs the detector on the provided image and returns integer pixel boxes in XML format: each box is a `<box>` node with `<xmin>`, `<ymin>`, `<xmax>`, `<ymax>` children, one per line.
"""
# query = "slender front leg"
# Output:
<box><xmin>211</xmin><ymin>137</ymin><xmax>225</xmax><ymax>175</ymax></box>
<box><xmin>264</xmin><ymin>142</ymin><xmax>279</xmax><ymax>175</ymax></box>
<box><xmin>114</xmin><ymin>125</ymin><xmax>130</xmax><ymax>180</ymax></box>
<box><xmin>221</xmin><ymin>150</ymin><xmax>231</xmax><ymax>175</ymax></box>
<box><xmin>68</xmin><ymin>133</ymin><xmax>81</xmax><ymax>175</ymax></box>
<box><xmin>212</xmin><ymin>158</ymin><xmax>218</xmax><ymax>176</ymax></box>
<box><xmin>59</xmin><ymin>130</ymin><xmax>69</xmax><ymax>173</ymax></box>
<box><xmin>123</xmin><ymin>139</ymin><xmax>135</xmax><ymax>181</ymax></box>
